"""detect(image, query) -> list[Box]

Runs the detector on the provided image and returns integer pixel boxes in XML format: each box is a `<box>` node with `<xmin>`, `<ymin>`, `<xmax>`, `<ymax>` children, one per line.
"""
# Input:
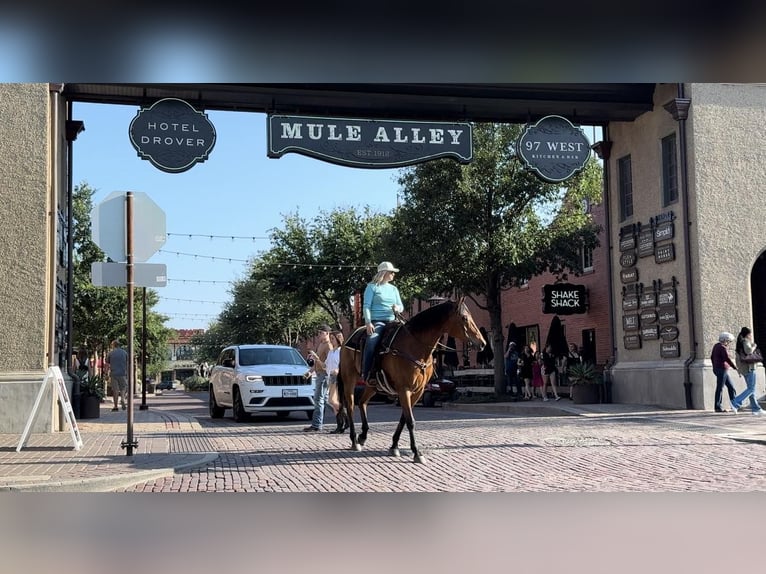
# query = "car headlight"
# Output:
<box><xmin>245</xmin><ymin>375</ymin><xmax>262</xmax><ymax>383</ymax></box>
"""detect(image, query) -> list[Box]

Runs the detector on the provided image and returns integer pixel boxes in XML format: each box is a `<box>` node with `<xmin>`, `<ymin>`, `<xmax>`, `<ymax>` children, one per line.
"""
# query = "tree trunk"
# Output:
<box><xmin>487</xmin><ymin>279</ymin><xmax>505</xmax><ymax>396</ymax></box>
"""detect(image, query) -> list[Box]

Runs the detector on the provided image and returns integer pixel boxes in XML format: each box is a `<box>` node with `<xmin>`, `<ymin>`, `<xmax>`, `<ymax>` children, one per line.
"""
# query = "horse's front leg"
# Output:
<box><xmin>357</xmin><ymin>401</ymin><xmax>370</xmax><ymax>446</ymax></box>
<box><xmin>389</xmin><ymin>414</ymin><xmax>406</xmax><ymax>457</ymax></box>
<box><xmin>398</xmin><ymin>390</ymin><xmax>424</xmax><ymax>463</ymax></box>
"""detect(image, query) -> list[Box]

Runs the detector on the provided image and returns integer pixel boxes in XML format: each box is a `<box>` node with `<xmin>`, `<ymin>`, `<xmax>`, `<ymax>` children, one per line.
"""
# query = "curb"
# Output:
<box><xmin>0</xmin><ymin>452</ymin><xmax>219</xmax><ymax>492</ymax></box>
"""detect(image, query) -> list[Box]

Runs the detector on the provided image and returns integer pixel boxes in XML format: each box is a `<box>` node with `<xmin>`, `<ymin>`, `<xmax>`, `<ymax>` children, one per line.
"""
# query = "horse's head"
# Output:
<box><xmin>452</xmin><ymin>297</ymin><xmax>486</xmax><ymax>351</ymax></box>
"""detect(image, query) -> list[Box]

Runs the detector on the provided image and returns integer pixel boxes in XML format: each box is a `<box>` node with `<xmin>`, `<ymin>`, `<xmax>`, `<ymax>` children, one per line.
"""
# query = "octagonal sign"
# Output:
<box><xmin>91</xmin><ymin>191</ymin><xmax>166</xmax><ymax>263</ymax></box>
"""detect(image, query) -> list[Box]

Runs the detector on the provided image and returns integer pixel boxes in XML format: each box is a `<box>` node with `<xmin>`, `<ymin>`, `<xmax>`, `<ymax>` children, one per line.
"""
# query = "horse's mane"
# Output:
<box><xmin>406</xmin><ymin>300</ymin><xmax>456</xmax><ymax>333</ymax></box>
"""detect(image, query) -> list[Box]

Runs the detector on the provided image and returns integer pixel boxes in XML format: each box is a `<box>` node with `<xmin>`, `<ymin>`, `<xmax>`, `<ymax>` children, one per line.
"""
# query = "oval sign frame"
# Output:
<box><xmin>516</xmin><ymin>115</ymin><xmax>591</xmax><ymax>183</ymax></box>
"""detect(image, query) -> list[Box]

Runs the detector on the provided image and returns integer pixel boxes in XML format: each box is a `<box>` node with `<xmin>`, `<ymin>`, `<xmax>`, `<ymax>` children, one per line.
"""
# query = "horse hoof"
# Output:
<box><xmin>390</xmin><ymin>448</ymin><xmax>401</xmax><ymax>457</ymax></box>
<box><xmin>352</xmin><ymin>444</ymin><xmax>362</xmax><ymax>452</ymax></box>
<box><xmin>414</xmin><ymin>454</ymin><xmax>426</xmax><ymax>464</ymax></box>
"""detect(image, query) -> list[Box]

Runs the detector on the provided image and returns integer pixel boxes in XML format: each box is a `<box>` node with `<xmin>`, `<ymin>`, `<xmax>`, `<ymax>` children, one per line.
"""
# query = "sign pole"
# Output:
<box><xmin>140</xmin><ymin>287</ymin><xmax>148</xmax><ymax>410</ymax></box>
<box><xmin>122</xmin><ymin>192</ymin><xmax>137</xmax><ymax>456</ymax></box>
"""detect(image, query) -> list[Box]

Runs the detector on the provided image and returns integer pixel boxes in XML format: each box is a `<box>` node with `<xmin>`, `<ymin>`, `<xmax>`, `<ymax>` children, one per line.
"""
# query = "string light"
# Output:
<box><xmin>168</xmin><ymin>278</ymin><xmax>234</xmax><ymax>284</ymax></box>
<box><xmin>168</xmin><ymin>232</ymin><xmax>268</xmax><ymax>241</ymax></box>
<box><xmin>160</xmin><ymin>297</ymin><xmax>226</xmax><ymax>304</ymax></box>
<box><xmin>158</xmin><ymin>249</ymin><xmax>248</xmax><ymax>263</ymax></box>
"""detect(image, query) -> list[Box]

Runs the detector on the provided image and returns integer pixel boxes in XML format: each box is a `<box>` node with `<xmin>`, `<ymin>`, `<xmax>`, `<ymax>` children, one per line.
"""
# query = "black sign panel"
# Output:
<box><xmin>640</xmin><ymin>309</ymin><xmax>658</xmax><ymax>324</ymax></box>
<box><xmin>642</xmin><ymin>326</ymin><xmax>659</xmax><ymax>340</ymax></box>
<box><xmin>640</xmin><ymin>292</ymin><xmax>657</xmax><ymax>308</ymax></box>
<box><xmin>638</xmin><ymin>228</ymin><xmax>655</xmax><ymax>257</ymax></box>
<box><xmin>623</xmin><ymin>314</ymin><xmax>640</xmax><ymax>331</ymax></box>
<box><xmin>619</xmin><ymin>235</ymin><xmax>637</xmax><ymax>252</ymax></box>
<box><xmin>624</xmin><ymin>334</ymin><xmax>642</xmax><ymax>350</ymax></box>
<box><xmin>621</xmin><ymin>268</ymin><xmax>639</xmax><ymax>284</ymax></box>
<box><xmin>268</xmin><ymin>115</ymin><xmax>472</xmax><ymax>168</ymax></box>
<box><xmin>658</xmin><ymin>288</ymin><xmax>677</xmax><ymax>307</ymax></box>
<box><xmin>542</xmin><ymin>283</ymin><xmax>587</xmax><ymax>315</ymax></box>
<box><xmin>622</xmin><ymin>295</ymin><xmax>639</xmax><ymax>311</ymax></box>
<box><xmin>516</xmin><ymin>115</ymin><xmax>591</xmax><ymax>183</ymax></box>
<box><xmin>129</xmin><ymin>98</ymin><xmax>216</xmax><ymax>173</ymax></box>
<box><xmin>654</xmin><ymin>222</ymin><xmax>675</xmax><ymax>243</ymax></box>
<box><xmin>655</xmin><ymin>243</ymin><xmax>676</xmax><ymax>264</ymax></box>
<box><xmin>661</xmin><ymin>341</ymin><xmax>681</xmax><ymax>358</ymax></box>
<box><xmin>660</xmin><ymin>326</ymin><xmax>680</xmax><ymax>341</ymax></box>
<box><xmin>658</xmin><ymin>308</ymin><xmax>678</xmax><ymax>325</ymax></box>
<box><xmin>620</xmin><ymin>251</ymin><xmax>637</xmax><ymax>268</ymax></box>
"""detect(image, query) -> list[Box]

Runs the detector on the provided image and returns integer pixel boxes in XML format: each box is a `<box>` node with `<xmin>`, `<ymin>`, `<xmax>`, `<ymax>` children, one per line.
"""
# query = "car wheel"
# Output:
<box><xmin>422</xmin><ymin>391</ymin><xmax>435</xmax><ymax>408</ymax></box>
<box><xmin>276</xmin><ymin>411</ymin><xmax>290</xmax><ymax>419</ymax></box>
<box><xmin>305</xmin><ymin>410</ymin><xmax>314</xmax><ymax>420</ymax></box>
<box><xmin>232</xmin><ymin>388</ymin><xmax>250</xmax><ymax>422</ymax></box>
<box><xmin>209</xmin><ymin>387</ymin><xmax>225</xmax><ymax>418</ymax></box>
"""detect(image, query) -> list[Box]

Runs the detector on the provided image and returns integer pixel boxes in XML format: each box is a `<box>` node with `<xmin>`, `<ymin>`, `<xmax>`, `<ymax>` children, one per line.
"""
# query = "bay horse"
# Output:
<box><xmin>336</xmin><ymin>297</ymin><xmax>486</xmax><ymax>463</ymax></box>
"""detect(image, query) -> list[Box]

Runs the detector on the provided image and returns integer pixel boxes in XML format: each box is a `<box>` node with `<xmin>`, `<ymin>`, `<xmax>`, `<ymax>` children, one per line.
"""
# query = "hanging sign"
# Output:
<box><xmin>129</xmin><ymin>98</ymin><xmax>217</xmax><ymax>173</ymax></box>
<box><xmin>268</xmin><ymin>115</ymin><xmax>472</xmax><ymax>168</ymax></box>
<box><xmin>517</xmin><ymin>115</ymin><xmax>591</xmax><ymax>183</ymax></box>
<box><xmin>542</xmin><ymin>283</ymin><xmax>587</xmax><ymax>315</ymax></box>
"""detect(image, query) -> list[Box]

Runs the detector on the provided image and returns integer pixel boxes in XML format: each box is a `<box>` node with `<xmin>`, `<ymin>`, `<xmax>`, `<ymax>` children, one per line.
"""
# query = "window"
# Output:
<box><xmin>581</xmin><ymin>244</ymin><xmax>594</xmax><ymax>272</ymax></box>
<box><xmin>661</xmin><ymin>133</ymin><xmax>678</xmax><ymax>206</ymax></box>
<box><xmin>618</xmin><ymin>155</ymin><xmax>633</xmax><ymax>221</ymax></box>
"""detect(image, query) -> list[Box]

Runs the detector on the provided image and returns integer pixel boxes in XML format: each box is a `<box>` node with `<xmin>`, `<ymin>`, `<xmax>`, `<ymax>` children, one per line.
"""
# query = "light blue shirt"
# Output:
<box><xmin>363</xmin><ymin>282</ymin><xmax>403</xmax><ymax>323</ymax></box>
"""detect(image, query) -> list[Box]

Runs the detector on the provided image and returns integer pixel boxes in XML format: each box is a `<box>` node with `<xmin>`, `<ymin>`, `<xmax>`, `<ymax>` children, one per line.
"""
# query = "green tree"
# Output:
<box><xmin>385</xmin><ymin>123</ymin><xmax>603</xmax><ymax>394</ymax></box>
<box><xmin>260</xmin><ymin>207</ymin><xmax>392</xmax><ymax>328</ymax></box>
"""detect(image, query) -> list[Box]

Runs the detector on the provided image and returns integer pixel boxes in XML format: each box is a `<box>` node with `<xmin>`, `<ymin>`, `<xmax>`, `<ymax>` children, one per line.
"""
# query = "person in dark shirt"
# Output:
<box><xmin>710</xmin><ymin>332</ymin><xmax>738</xmax><ymax>412</ymax></box>
<box><xmin>541</xmin><ymin>344</ymin><xmax>562</xmax><ymax>401</ymax></box>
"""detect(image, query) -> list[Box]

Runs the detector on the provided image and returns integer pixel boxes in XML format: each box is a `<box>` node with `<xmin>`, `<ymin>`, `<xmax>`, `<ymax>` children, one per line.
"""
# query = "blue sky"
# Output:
<box><xmin>72</xmin><ymin>102</ymin><xmax>402</xmax><ymax>330</ymax></box>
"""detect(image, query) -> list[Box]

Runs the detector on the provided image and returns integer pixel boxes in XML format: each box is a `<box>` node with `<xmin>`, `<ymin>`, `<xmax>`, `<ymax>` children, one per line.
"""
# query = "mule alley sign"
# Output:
<box><xmin>542</xmin><ymin>283</ymin><xmax>587</xmax><ymax>315</ymax></box>
<box><xmin>129</xmin><ymin>98</ymin><xmax>217</xmax><ymax>173</ymax></box>
<box><xmin>267</xmin><ymin>115</ymin><xmax>473</xmax><ymax>168</ymax></box>
<box><xmin>517</xmin><ymin>115</ymin><xmax>591</xmax><ymax>183</ymax></box>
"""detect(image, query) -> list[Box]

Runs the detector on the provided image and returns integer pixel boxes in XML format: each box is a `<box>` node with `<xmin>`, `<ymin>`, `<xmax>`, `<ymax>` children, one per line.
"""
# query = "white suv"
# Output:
<box><xmin>208</xmin><ymin>344</ymin><xmax>316</xmax><ymax>422</ymax></box>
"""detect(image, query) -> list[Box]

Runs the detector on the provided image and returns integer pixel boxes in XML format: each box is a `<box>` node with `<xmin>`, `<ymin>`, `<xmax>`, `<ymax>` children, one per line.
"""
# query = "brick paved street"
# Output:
<box><xmin>104</xmin><ymin>391</ymin><xmax>766</xmax><ymax>492</ymax></box>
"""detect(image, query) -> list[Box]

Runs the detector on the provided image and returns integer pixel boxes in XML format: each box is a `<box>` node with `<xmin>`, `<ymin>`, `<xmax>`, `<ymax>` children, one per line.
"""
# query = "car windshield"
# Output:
<box><xmin>238</xmin><ymin>347</ymin><xmax>306</xmax><ymax>367</ymax></box>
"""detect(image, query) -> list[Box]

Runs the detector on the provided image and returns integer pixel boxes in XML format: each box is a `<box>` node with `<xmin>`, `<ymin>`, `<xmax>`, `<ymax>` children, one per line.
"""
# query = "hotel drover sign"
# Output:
<box><xmin>129</xmin><ymin>98</ymin><xmax>217</xmax><ymax>173</ymax></box>
<box><xmin>267</xmin><ymin>115</ymin><xmax>473</xmax><ymax>168</ymax></box>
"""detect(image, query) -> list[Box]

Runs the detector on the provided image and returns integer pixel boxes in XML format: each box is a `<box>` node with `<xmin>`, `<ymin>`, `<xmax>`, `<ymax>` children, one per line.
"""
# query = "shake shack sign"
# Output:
<box><xmin>267</xmin><ymin>115</ymin><xmax>472</xmax><ymax>168</ymax></box>
<box><xmin>542</xmin><ymin>283</ymin><xmax>587</xmax><ymax>315</ymax></box>
<box><xmin>129</xmin><ymin>98</ymin><xmax>216</xmax><ymax>173</ymax></box>
<box><xmin>517</xmin><ymin>115</ymin><xmax>591</xmax><ymax>183</ymax></box>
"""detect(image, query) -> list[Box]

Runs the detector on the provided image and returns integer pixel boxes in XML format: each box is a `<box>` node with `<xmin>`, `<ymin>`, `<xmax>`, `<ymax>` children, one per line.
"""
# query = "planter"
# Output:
<box><xmin>571</xmin><ymin>384</ymin><xmax>601</xmax><ymax>405</ymax></box>
<box><xmin>79</xmin><ymin>394</ymin><xmax>102</xmax><ymax>419</ymax></box>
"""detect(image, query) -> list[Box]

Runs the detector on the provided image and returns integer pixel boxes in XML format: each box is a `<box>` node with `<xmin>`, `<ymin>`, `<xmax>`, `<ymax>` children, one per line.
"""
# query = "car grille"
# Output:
<box><xmin>262</xmin><ymin>375</ymin><xmax>311</xmax><ymax>386</ymax></box>
<box><xmin>250</xmin><ymin>397</ymin><xmax>313</xmax><ymax>407</ymax></box>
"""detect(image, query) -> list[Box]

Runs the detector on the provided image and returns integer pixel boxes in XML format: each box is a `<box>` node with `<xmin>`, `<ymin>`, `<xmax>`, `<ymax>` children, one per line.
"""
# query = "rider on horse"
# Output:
<box><xmin>361</xmin><ymin>261</ymin><xmax>404</xmax><ymax>383</ymax></box>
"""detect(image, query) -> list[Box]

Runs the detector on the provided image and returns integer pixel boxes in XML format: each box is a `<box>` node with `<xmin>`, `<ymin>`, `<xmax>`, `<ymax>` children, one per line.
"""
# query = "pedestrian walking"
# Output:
<box><xmin>731</xmin><ymin>326</ymin><xmax>765</xmax><ymax>415</ymax></box>
<box><xmin>106</xmin><ymin>339</ymin><xmax>128</xmax><ymax>411</ymax></box>
<box><xmin>711</xmin><ymin>332</ymin><xmax>738</xmax><ymax>412</ymax></box>
<box><xmin>518</xmin><ymin>345</ymin><xmax>534</xmax><ymax>400</ymax></box>
<box><xmin>304</xmin><ymin>325</ymin><xmax>332</xmax><ymax>432</ymax></box>
<box><xmin>541</xmin><ymin>343</ymin><xmax>562</xmax><ymax>401</ymax></box>
<box><xmin>504</xmin><ymin>341</ymin><xmax>520</xmax><ymax>398</ymax></box>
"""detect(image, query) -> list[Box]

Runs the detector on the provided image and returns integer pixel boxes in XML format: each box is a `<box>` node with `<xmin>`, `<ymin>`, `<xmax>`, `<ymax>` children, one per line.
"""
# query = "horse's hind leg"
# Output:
<box><xmin>356</xmin><ymin>387</ymin><xmax>376</xmax><ymax>447</ymax></box>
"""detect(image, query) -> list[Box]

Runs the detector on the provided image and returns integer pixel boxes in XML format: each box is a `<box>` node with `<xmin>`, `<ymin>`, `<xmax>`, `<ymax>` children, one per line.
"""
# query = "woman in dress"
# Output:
<box><xmin>518</xmin><ymin>345</ymin><xmax>534</xmax><ymax>400</ymax></box>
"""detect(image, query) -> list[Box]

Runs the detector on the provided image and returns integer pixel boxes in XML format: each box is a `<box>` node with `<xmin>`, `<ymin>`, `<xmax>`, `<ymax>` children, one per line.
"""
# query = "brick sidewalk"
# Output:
<box><xmin>0</xmin><ymin>397</ymin><xmax>217</xmax><ymax>491</ymax></box>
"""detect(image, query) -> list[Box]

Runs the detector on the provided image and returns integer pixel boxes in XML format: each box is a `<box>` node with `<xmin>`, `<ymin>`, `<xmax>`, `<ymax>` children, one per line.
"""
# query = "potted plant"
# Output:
<box><xmin>568</xmin><ymin>361</ymin><xmax>602</xmax><ymax>404</ymax></box>
<box><xmin>79</xmin><ymin>374</ymin><xmax>106</xmax><ymax>419</ymax></box>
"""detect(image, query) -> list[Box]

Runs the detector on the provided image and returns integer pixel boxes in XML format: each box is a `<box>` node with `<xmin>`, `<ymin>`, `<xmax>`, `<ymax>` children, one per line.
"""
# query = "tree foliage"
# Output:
<box><xmin>259</xmin><ymin>207</ymin><xmax>393</xmax><ymax>328</ymax></box>
<box><xmin>383</xmin><ymin>123</ymin><xmax>603</xmax><ymax>394</ymax></box>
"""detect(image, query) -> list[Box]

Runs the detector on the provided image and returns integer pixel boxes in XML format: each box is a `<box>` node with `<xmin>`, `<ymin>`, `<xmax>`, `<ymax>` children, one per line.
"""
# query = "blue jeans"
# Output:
<box><xmin>310</xmin><ymin>372</ymin><xmax>329</xmax><ymax>429</ymax></box>
<box><xmin>713</xmin><ymin>367</ymin><xmax>737</xmax><ymax>411</ymax></box>
<box><xmin>362</xmin><ymin>322</ymin><xmax>386</xmax><ymax>380</ymax></box>
<box><xmin>732</xmin><ymin>369</ymin><xmax>761</xmax><ymax>412</ymax></box>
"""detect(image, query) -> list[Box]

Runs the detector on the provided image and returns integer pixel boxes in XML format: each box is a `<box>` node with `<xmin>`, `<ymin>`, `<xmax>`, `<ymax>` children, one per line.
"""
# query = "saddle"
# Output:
<box><xmin>344</xmin><ymin>322</ymin><xmax>403</xmax><ymax>396</ymax></box>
